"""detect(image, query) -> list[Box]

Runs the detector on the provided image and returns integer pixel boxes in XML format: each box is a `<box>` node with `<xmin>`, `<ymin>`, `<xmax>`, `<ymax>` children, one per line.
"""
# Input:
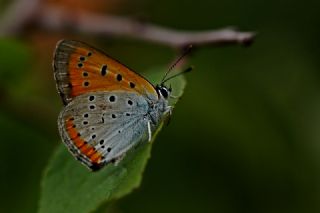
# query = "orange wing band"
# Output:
<box><xmin>65</xmin><ymin>118</ymin><xmax>102</xmax><ymax>164</ymax></box>
<box><xmin>54</xmin><ymin>40</ymin><xmax>158</xmax><ymax>105</ymax></box>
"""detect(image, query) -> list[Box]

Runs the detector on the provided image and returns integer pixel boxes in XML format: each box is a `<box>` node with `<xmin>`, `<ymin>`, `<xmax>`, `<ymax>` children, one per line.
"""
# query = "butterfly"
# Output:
<box><xmin>53</xmin><ymin>40</ymin><xmax>189</xmax><ymax>171</ymax></box>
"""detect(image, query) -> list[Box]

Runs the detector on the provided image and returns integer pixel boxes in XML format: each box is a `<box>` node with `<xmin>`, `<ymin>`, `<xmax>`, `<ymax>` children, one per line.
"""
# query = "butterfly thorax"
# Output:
<box><xmin>146</xmin><ymin>85</ymin><xmax>171</xmax><ymax>126</ymax></box>
<box><xmin>146</xmin><ymin>96</ymin><xmax>169</xmax><ymax>128</ymax></box>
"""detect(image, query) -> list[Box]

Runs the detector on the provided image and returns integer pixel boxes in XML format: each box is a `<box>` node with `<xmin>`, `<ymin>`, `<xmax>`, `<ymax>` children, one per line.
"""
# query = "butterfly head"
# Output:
<box><xmin>156</xmin><ymin>84</ymin><xmax>172</xmax><ymax>99</ymax></box>
<box><xmin>158</xmin><ymin>66</ymin><xmax>193</xmax><ymax>100</ymax></box>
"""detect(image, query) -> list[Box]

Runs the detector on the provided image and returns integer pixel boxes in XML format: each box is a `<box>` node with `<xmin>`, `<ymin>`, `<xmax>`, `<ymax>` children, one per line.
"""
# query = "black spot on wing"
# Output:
<box><xmin>101</xmin><ymin>65</ymin><xmax>107</xmax><ymax>76</ymax></box>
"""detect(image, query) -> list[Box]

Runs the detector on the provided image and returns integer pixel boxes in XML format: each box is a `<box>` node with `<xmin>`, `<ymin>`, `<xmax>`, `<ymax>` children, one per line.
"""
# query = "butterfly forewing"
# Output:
<box><xmin>53</xmin><ymin>40</ymin><xmax>158</xmax><ymax>105</ymax></box>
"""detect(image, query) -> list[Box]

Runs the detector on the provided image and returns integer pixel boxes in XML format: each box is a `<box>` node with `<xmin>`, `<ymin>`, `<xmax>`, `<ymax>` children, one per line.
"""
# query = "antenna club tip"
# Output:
<box><xmin>186</xmin><ymin>66</ymin><xmax>194</xmax><ymax>72</ymax></box>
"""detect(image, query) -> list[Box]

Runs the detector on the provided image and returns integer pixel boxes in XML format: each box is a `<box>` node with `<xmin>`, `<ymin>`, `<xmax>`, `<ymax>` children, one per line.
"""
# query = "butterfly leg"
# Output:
<box><xmin>147</xmin><ymin>120</ymin><xmax>152</xmax><ymax>142</ymax></box>
<box><xmin>170</xmin><ymin>94</ymin><xmax>181</xmax><ymax>99</ymax></box>
<box><xmin>164</xmin><ymin>106</ymin><xmax>173</xmax><ymax>126</ymax></box>
<box><xmin>112</xmin><ymin>154</ymin><xmax>126</xmax><ymax>166</ymax></box>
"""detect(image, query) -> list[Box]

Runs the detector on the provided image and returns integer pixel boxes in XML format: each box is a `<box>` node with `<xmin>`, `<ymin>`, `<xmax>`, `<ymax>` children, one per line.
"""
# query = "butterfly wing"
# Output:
<box><xmin>53</xmin><ymin>40</ymin><xmax>158</xmax><ymax>105</ymax></box>
<box><xmin>58</xmin><ymin>91</ymin><xmax>150</xmax><ymax>171</ymax></box>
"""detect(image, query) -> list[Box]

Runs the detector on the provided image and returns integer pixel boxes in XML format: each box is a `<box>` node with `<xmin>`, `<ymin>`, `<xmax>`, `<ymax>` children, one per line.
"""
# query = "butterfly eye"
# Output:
<box><xmin>160</xmin><ymin>88</ymin><xmax>169</xmax><ymax>98</ymax></box>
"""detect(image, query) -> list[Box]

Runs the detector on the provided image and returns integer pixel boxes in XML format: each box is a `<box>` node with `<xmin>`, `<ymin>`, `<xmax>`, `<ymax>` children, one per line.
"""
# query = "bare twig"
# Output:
<box><xmin>0</xmin><ymin>0</ymin><xmax>256</xmax><ymax>49</ymax></box>
<box><xmin>0</xmin><ymin>0</ymin><xmax>40</xmax><ymax>36</ymax></box>
<box><xmin>38</xmin><ymin>6</ymin><xmax>255</xmax><ymax>48</ymax></box>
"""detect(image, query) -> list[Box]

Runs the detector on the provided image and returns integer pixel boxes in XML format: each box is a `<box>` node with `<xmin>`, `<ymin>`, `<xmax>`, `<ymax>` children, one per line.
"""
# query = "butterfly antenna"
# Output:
<box><xmin>161</xmin><ymin>44</ymin><xmax>193</xmax><ymax>84</ymax></box>
<box><xmin>161</xmin><ymin>66</ymin><xmax>193</xmax><ymax>84</ymax></box>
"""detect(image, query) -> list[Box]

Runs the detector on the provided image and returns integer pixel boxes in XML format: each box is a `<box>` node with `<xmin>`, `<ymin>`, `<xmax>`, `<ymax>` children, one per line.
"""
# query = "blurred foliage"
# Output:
<box><xmin>40</xmin><ymin>142</ymin><xmax>153</xmax><ymax>213</ymax></box>
<box><xmin>0</xmin><ymin>39</ymin><xmax>30</xmax><ymax>87</ymax></box>
<box><xmin>0</xmin><ymin>0</ymin><xmax>320</xmax><ymax>213</ymax></box>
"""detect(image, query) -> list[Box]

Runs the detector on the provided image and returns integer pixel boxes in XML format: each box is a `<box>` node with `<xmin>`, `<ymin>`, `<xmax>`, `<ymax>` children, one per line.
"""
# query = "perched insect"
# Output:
<box><xmin>53</xmin><ymin>40</ymin><xmax>191</xmax><ymax>171</ymax></box>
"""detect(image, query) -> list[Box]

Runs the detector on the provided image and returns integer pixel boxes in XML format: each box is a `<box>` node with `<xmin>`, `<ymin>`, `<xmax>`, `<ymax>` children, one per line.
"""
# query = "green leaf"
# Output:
<box><xmin>39</xmin><ymin>68</ymin><xmax>186</xmax><ymax>213</ymax></box>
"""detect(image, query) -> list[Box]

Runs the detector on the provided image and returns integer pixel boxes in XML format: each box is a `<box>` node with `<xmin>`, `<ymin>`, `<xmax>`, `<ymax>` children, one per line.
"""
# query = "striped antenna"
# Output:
<box><xmin>161</xmin><ymin>44</ymin><xmax>193</xmax><ymax>84</ymax></box>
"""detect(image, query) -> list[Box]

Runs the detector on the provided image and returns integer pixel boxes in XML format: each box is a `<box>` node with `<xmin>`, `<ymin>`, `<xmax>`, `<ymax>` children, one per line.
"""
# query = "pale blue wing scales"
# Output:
<box><xmin>58</xmin><ymin>91</ymin><xmax>150</xmax><ymax>166</ymax></box>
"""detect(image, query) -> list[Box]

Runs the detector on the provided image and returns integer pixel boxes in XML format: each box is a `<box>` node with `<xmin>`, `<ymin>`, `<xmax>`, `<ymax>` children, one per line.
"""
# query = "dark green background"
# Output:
<box><xmin>1</xmin><ymin>0</ymin><xmax>320</xmax><ymax>212</ymax></box>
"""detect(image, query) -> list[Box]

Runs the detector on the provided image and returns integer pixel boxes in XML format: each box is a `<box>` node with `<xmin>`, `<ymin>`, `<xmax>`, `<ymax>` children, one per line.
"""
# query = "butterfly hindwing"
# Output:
<box><xmin>58</xmin><ymin>91</ymin><xmax>150</xmax><ymax>170</ymax></box>
<box><xmin>53</xmin><ymin>40</ymin><xmax>158</xmax><ymax>105</ymax></box>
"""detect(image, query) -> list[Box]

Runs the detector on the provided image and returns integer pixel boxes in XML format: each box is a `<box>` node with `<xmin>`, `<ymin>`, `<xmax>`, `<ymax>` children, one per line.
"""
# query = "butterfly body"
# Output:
<box><xmin>54</xmin><ymin>40</ymin><xmax>171</xmax><ymax>171</ymax></box>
